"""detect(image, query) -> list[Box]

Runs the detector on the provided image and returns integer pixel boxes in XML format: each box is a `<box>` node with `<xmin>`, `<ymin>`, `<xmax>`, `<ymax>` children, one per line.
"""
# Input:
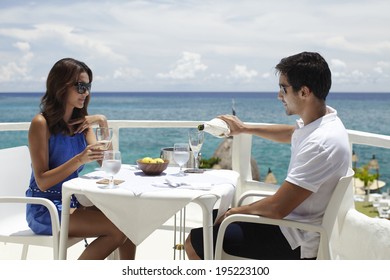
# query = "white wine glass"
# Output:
<box><xmin>95</xmin><ymin>127</ymin><xmax>112</xmax><ymax>151</ymax></box>
<box><xmin>188</xmin><ymin>129</ymin><xmax>204</xmax><ymax>170</ymax></box>
<box><xmin>101</xmin><ymin>150</ymin><xmax>122</xmax><ymax>189</ymax></box>
<box><xmin>173</xmin><ymin>143</ymin><xmax>190</xmax><ymax>176</ymax></box>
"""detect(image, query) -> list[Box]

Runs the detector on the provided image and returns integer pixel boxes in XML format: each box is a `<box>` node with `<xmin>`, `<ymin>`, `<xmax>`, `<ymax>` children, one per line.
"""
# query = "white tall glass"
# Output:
<box><xmin>101</xmin><ymin>150</ymin><xmax>121</xmax><ymax>189</ymax></box>
<box><xmin>173</xmin><ymin>143</ymin><xmax>190</xmax><ymax>176</ymax></box>
<box><xmin>95</xmin><ymin>127</ymin><xmax>112</xmax><ymax>151</ymax></box>
<box><xmin>188</xmin><ymin>129</ymin><xmax>204</xmax><ymax>170</ymax></box>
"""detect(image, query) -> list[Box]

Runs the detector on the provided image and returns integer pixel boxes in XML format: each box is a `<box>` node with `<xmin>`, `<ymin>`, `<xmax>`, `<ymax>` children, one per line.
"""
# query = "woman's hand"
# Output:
<box><xmin>77</xmin><ymin>143</ymin><xmax>105</xmax><ymax>164</ymax></box>
<box><xmin>69</xmin><ymin>114</ymin><xmax>108</xmax><ymax>134</ymax></box>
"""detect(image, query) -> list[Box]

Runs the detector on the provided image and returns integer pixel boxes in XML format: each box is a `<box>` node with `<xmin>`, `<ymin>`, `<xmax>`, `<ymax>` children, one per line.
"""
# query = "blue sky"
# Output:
<box><xmin>0</xmin><ymin>0</ymin><xmax>389</xmax><ymax>93</ymax></box>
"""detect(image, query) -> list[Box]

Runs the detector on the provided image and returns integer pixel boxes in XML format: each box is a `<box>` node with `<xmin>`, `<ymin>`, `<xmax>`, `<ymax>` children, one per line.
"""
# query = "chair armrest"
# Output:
<box><xmin>215</xmin><ymin>213</ymin><xmax>327</xmax><ymax>260</ymax></box>
<box><xmin>0</xmin><ymin>196</ymin><xmax>61</xmax><ymax>236</ymax></box>
<box><xmin>237</xmin><ymin>188</ymin><xmax>277</xmax><ymax>206</ymax></box>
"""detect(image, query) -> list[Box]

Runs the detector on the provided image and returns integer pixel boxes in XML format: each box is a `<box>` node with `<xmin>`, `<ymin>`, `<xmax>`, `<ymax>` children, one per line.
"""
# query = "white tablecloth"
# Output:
<box><xmin>66</xmin><ymin>166</ymin><xmax>238</xmax><ymax>246</ymax></box>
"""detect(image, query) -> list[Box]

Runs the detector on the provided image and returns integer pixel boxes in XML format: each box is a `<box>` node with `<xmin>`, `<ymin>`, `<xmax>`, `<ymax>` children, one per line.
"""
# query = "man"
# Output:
<box><xmin>185</xmin><ymin>52</ymin><xmax>351</xmax><ymax>260</ymax></box>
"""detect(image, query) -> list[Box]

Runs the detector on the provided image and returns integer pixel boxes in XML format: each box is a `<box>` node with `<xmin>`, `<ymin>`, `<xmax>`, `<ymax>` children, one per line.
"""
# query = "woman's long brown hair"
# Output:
<box><xmin>40</xmin><ymin>58</ymin><xmax>92</xmax><ymax>135</ymax></box>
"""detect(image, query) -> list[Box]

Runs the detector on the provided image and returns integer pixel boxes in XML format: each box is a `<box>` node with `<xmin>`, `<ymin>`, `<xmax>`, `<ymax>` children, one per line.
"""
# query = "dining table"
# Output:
<box><xmin>59</xmin><ymin>165</ymin><xmax>239</xmax><ymax>260</ymax></box>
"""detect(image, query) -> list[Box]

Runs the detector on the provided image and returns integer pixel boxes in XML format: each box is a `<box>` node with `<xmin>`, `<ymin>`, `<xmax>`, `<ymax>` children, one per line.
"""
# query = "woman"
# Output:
<box><xmin>26</xmin><ymin>58</ymin><xmax>136</xmax><ymax>260</ymax></box>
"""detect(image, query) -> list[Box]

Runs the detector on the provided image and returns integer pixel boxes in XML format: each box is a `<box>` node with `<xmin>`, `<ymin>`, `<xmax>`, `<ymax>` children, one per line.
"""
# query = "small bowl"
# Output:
<box><xmin>136</xmin><ymin>159</ymin><xmax>169</xmax><ymax>176</ymax></box>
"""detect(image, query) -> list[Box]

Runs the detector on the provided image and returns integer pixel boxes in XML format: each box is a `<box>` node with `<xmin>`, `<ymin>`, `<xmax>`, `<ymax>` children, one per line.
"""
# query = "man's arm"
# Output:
<box><xmin>219</xmin><ymin>115</ymin><xmax>295</xmax><ymax>143</ymax></box>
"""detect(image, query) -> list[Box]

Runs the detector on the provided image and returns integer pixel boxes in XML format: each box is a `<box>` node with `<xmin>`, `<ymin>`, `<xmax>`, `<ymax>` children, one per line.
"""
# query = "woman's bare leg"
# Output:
<box><xmin>185</xmin><ymin>233</ymin><xmax>201</xmax><ymax>260</ymax></box>
<box><xmin>119</xmin><ymin>239</ymin><xmax>136</xmax><ymax>259</ymax></box>
<box><xmin>69</xmin><ymin>207</ymin><xmax>136</xmax><ymax>260</ymax></box>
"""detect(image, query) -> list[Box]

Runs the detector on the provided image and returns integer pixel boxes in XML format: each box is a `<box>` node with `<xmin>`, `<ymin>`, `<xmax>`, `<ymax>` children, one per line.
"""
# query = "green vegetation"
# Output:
<box><xmin>355</xmin><ymin>201</ymin><xmax>379</xmax><ymax>218</ymax></box>
<box><xmin>200</xmin><ymin>157</ymin><xmax>221</xmax><ymax>169</ymax></box>
<box><xmin>354</xmin><ymin>165</ymin><xmax>378</xmax><ymax>187</ymax></box>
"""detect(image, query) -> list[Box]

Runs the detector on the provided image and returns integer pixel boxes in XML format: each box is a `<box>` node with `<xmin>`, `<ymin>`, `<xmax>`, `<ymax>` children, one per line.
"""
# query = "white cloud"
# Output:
<box><xmin>0</xmin><ymin>40</ymin><xmax>33</xmax><ymax>82</ymax></box>
<box><xmin>13</xmin><ymin>41</ymin><xmax>30</xmax><ymax>52</ymax></box>
<box><xmin>351</xmin><ymin>70</ymin><xmax>365</xmax><ymax>79</ymax></box>
<box><xmin>261</xmin><ymin>72</ymin><xmax>271</xmax><ymax>79</ymax></box>
<box><xmin>34</xmin><ymin>23</ymin><xmax>126</xmax><ymax>62</ymax></box>
<box><xmin>113</xmin><ymin>67</ymin><xmax>142</xmax><ymax>80</ymax></box>
<box><xmin>0</xmin><ymin>62</ymin><xmax>25</xmax><ymax>82</ymax></box>
<box><xmin>377</xmin><ymin>61</ymin><xmax>390</xmax><ymax>68</ymax></box>
<box><xmin>230</xmin><ymin>65</ymin><xmax>258</xmax><ymax>81</ymax></box>
<box><xmin>157</xmin><ymin>52</ymin><xmax>207</xmax><ymax>80</ymax></box>
<box><xmin>0</xmin><ymin>0</ymin><xmax>389</xmax><ymax>92</ymax></box>
<box><xmin>374</xmin><ymin>67</ymin><xmax>383</xmax><ymax>74</ymax></box>
<box><xmin>330</xmin><ymin>59</ymin><xmax>347</xmax><ymax>70</ymax></box>
<box><xmin>374</xmin><ymin>61</ymin><xmax>390</xmax><ymax>74</ymax></box>
<box><xmin>0</xmin><ymin>23</ymin><xmax>126</xmax><ymax>62</ymax></box>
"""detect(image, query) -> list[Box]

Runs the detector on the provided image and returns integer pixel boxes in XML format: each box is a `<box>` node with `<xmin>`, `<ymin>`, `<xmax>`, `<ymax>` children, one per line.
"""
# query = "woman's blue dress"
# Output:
<box><xmin>26</xmin><ymin>133</ymin><xmax>87</xmax><ymax>235</ymax></box>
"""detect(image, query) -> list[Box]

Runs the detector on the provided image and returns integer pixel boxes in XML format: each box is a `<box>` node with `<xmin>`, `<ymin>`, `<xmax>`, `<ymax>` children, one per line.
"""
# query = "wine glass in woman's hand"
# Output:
<box><xmin>95</xmin><ymin>127</ymin><xmax>112</xmax><ymax>151</ymax></box>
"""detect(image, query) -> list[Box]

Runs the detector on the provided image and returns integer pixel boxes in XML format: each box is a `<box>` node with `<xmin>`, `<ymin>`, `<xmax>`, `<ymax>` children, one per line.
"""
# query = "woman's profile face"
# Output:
<box><xmin>66</xmin><ymin>71</ymin><xmax>90</xmax><ymax>110</ymax></box>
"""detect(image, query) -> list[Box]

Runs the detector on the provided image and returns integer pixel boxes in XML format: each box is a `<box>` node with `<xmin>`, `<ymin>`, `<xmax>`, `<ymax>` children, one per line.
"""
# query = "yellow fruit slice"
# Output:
<box><xmin>154</xmin><ymin>158</ymin><xmax>164</xmax><ymax>163</ymax></box>
<box><xmin>141</xmin><ymin>157</ymin><xmax>154</xmax><ymax>163</ymax></box>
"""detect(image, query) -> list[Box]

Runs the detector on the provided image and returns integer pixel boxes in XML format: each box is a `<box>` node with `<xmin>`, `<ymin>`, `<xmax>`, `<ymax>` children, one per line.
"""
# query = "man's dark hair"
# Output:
<box><xmin>275</xmin><ymin>52</ymin><xmax>331</xmax><ymax>100</ymax></box>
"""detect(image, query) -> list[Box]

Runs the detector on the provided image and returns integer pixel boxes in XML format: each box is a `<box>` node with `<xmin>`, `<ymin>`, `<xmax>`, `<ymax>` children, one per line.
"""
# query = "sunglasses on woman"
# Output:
<box><xmin>74</xmin><ymin>82</ymin><xmax>91</xmax><ymax>94</ymax></box>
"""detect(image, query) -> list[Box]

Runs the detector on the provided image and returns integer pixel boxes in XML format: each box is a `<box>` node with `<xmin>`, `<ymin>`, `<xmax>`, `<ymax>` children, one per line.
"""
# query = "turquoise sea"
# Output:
<box><xmin>1</xmin><ymin>91</ymin><xmax>390</xmax><ymax>193</ymax></box>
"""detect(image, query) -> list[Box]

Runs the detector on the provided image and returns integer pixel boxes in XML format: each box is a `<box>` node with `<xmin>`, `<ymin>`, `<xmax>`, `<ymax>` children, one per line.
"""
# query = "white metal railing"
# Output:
<box><xmin>0</xmin><ymin>120</ymin><xmax>200</xmax><ymax>150</ymax></box>
<box><xmin>107</xmin><ymin>120</ymin><xmax>202</xmax><ymax>150</ymax></box>
<box><xmin>2</xmin><ymin>120</ymin><xmax>390</xmax><ymax>200</ymax></box>
<box><xmin>0</xmin><ymin>122</ymin><xmax>30</xmax><ymax>131</ymax></box>
<box><xmin>230</xmin><ymin>126</ymin><xmax>390</xmax><ymax>204</ymax></box>
<box><xmin>3</xmin><ymin>120</ymin><xmax>390</xmax><ymax>148</ymax></box>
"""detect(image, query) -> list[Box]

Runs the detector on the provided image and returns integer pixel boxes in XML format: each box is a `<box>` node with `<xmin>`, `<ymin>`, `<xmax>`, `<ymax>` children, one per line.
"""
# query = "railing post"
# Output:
<box><xmin>108</xmin><ymin>121</ymin><xmax>120</xmax><ymax>150</ymax></box>
<box><xmin>232</xmin><ymin>134</ymin><xmax>253</xmax><ymax>205</ymax></box>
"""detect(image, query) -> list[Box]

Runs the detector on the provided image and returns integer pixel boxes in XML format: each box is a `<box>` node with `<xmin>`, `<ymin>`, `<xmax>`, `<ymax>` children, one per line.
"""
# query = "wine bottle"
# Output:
<box><xmin>198</xmin><ymin>118</ymin><xmax>230</xmax><ymax>138</ymax></box>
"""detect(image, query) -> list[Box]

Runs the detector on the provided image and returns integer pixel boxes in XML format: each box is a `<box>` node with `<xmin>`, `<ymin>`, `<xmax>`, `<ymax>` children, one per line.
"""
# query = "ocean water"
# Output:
<box><xmin>1</xmin><ymin>91</ymin><xmax>390</xmax><ymax>193</ymax></box>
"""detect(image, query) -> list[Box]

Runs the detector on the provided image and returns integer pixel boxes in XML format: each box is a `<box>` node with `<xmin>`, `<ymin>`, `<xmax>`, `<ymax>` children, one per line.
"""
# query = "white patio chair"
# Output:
<box><xmin>214</xmin><ymin>168</ymin><xmax>354</xmax><ymax>260</ymax></box>
<box><xmin>0</xmin><ymin>146</ymin><xmax>83</xmax><ymax>259</ymax></box>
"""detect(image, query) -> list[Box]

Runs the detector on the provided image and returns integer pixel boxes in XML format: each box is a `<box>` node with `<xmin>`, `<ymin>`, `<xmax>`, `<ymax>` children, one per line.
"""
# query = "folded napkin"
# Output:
<box><xmin>180</xmin><ymin>183</ymin><xmax>213</xmax><ymax>191</ymax></box>
<box><xmin>96</xmin><ymin>178</ymin><xmax>125</xmax><ymax>185</ymax></box>
<box><xmin>151</xmin><ymin>180</ymin><xmax>213</xmax><ymax>191</ymax></box>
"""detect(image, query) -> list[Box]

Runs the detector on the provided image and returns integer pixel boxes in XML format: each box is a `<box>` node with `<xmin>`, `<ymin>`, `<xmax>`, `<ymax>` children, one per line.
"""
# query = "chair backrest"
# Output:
<box><xmin>321</xmin><ymin>168</ymin><xmax>355</xmax><ymax>234</ymax></box>
<box><xmin>0</xmin><ymin>145</ymin><xmax>31</xmax><ymax>196</ymax></box>
<box><xmin>318</xmin><ymin>167</ymin><xmax>354</xmax><ymax>259</ymax></box>
<box><xmin>0</xmin><ymin>146</ymin><xmax>86</xmax><ymax>259</ymax></box>
<box><xmin>0</xmin><ymin>146</ymin><xmax>31</xmax><ymax>220</ymax></box>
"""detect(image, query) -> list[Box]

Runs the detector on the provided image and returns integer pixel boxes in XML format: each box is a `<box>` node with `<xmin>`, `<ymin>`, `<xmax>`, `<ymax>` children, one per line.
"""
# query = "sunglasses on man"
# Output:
<box><xmin>279</xmin><ymin>84</ymin><xmax>292</xmax><ymax>95</ymax></box>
